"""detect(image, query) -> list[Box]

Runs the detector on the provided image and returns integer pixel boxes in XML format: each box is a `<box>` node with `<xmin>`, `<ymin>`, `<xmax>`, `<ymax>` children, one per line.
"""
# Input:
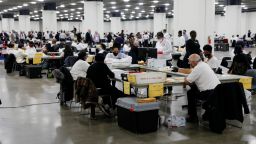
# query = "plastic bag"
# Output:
<box><xmin>166</xmin><ymin>115</ymin><xmax>186</xmax><ymax>128</ymax></box>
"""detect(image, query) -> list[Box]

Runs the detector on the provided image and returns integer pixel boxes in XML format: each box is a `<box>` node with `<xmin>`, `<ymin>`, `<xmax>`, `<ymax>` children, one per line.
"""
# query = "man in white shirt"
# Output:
<box><xmin>203</xmin><ymin>45</ymin><xmax>219</xmax><ymax>71</ymax></box>
<box><xmin>143</xmin><ymin>32</ymin><xmax>150</xmax><ymax>47</ymax></box>
<box><xmin>59</xmin><ymin>31</ymin><xmax>66</xmax><ymax>41</ymax></box>
<box><xmin>7</xmin><ymin>43</ymin><xmax>27</xmax><ymax>64</ymax></box>
<box><xmin>105</xmin><ymin>43</ymin><xmax>130</xmax><ymax>62</ymax></box>
<box><xmin>155</xmin><ymin>32</ymin><xmax>174</xmax><ymax>66</ymax></box>
<box><xmin>76</xmin><ymin>40</ymin><xmax>87</xmax><ymax>51</ymax></box>
<box><xmin>44</xmin><ymin>31</ymin><xmax>50</xmax><ymax>41</ymax></box>
<box><xmin>25</xmin><ymin>41</ymin><xmax>37</xmax><ymax>58</ymax></box>
<box><xmin>184</xmin><ymin>54</ymin><xmax>220</xmax><ymax>122</ymax></box>
<box><xmin>71</xmin><ymin>40</ymin><xmax>78</xmax><ymax>48</ymax></box>
<box><xmin>70</xmin><ymin>50</ymin><xmax>90</xmax><ymax>80</ymax></box>
<box><xmin>174</xmin><ymin>31</ymin><xmax>186</xmax><ymax>49</ymax></box>
<box><xmin>183</xmin><ymin>30</ymin><xmax>189</xmax><ymax>42</ymax></box>
<box><xmin>33</xmin><ymin>31</ymin><xmax>38</xmax><ymax>39</ymax></box>
<box><xmin>163</xmin><ymin>29</ymin><xmax>171</xmax><ymax>41</ymax></box>
<box><xmin>20</xmin><ymin>32</ymin><xmax>26</xmax><ymax>44</ymax></box>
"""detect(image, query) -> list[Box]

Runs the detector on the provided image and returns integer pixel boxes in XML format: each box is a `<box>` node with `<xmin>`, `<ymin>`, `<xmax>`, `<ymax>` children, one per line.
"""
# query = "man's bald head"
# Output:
<box><xmin>188</xmin><ymin>54</ymin><xmax>201</xmax><ymax>62</ymax></box>
<box><xmin>188</xmin><ymin>54</ymin><xmax>201</xmax><ymax>68</ymax></box>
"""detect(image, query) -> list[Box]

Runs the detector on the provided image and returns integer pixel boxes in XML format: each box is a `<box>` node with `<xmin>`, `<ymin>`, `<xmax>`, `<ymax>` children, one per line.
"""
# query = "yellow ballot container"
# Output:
<box><xmin>148</xmin><ymin>83</ymin><xmax>164</xmax><ymax>98</ymax></box>
<box><xmin>86</xmin><ymin>55</ymin><xmax>95</xmax><ymax>63</ymax></box>
<box><xmin>33</xmin><ymin>53</ymin><xmax>43</xmax><ymax>64</ymax></box>
<box><xmin>239</xmin><ymin>77</ymin><xmax>253</xmax><ymax>90</ymax></box>
<box><xmin>123</xmin><ymin>81</ymin><xmax>131</xmax><ymax>95</ymax></box>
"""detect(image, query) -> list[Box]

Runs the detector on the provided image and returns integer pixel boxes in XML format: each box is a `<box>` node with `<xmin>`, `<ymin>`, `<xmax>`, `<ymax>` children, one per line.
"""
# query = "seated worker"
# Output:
<box><xmin>7</xmin><ymin>43</ymin><xmax>27</xmax><ymax>64</ymax></box>
<box><xmin>70</xmin><ymin>50</ymin><xmax>90</xmax><ymax>80</ymax></box>
<box><xmin>51</xmin><ymin>39</ymin><xmax>60</xmax><ymax>52</ymax></box>
<box><xmin>87</xmin><ymin>53</ymin><xmax>125</xmax><ymax>113</ymax></box>
<box><xmin>25</xmin><ymin>41</ymin><xmax>37</xmax><ymax>57</ymax></box>
<box><xmin>61</xmin><ymin>44</ymin><xmax>74</xmax><ymax>61</ymax></box>
<box><xmin>203</xmin><ymin>45</ymin><xmax>219</xmax><ymax>71</ymax></box>
<box><xmin>105</xmin><ymin>43</ymin><xmax>132</xmax><ymax>63</ymax></box>
<box><xmin>228</xmin><ymin>45</ymin><xmax>251</xmax><ymax>75</ymax></box>
<box><xmin>58</xmin><ymin>39</ymin><xmax>66</xmax><ymax>49</ymax></box>
<box><xmin>42</xmin><ymin>42</ymin><xmax>54</xmax><ymax>53</ymax></box>
<box><xmin>123</xmin><ymin>40</ymin><xmax>131</xmax><ymax>53</ymax></box>
<box><xmin>128</xmin><ymin>40</ymin><xmax>139</xmax><ymax>64</ymax></box>
<box><xmin>76</xmin><ymin>39</ymin><xmax>87</xmax><ymax>51</ymax></box>
<box><xmin>6</xmin><ymin>43</ymin><xmax>16</xmax><ymax>54</ymax></box>
<box><xmin>98</xmin><ymin>43</ymin><xmax>108</xmax><ymax>56</ymax></box>
<box><xmin>71</xmin><ymin>40</ymin><xmax>78</xmax><ymax>48</ymax></box>
<box><xmin>184</xmin><ymin>54</ymin><xmax>220</xmax><ymax>122</ymax></box>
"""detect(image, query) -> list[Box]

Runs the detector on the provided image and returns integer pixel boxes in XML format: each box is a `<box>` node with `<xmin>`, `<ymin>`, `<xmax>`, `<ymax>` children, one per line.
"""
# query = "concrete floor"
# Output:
<box><xmin>0</xmin><ymin>48</ymin><xmax>256</xmax><ymax>144</ymax></box>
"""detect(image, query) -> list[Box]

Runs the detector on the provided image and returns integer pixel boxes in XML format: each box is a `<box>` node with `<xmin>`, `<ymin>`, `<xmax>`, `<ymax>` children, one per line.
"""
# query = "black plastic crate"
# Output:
<box><xmin>25</xmin><ymin>65</ymin><xmax>42</xmax><ymax>79</ymax></box>
<box><xmin>117</xmin><ymin>106</ymin><xmax>159</xmax><ymax>134</ymax></box>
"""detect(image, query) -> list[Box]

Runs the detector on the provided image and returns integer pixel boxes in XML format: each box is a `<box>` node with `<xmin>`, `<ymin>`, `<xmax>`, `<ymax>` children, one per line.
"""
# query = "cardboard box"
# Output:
<box><xmin>128</xmin><ymin>72</ymin><xmax>167</xmax><ymax>85</ymax></box>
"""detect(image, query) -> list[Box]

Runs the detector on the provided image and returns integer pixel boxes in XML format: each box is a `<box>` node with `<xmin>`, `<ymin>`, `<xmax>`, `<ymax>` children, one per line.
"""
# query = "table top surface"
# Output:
<box><xmin>28</xmin><ymin>55</ymin><xmax>63</xmax><ymax>59</ymax></box>
<box><xmin>113</xmin><ymin>65</ymin><xmax>251</xmax><ymax>88</ymax></box>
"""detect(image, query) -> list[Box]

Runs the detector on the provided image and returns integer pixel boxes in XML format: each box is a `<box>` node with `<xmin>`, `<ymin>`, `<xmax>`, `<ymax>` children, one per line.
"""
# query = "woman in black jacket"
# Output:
<box><xmin>182</xmin><ymin>30</ymin><xmax>202</xmax><ymax>68</ymax></box>
<box><xmin>228</xmin><ymin>45</ymin><xmax>251</xmax><ymax>75</ymax></box>
<box><xmin>63</xmin><ymin>45</ymin><xmax>74</xmax><ymax>61</ymax></box>
<box><xmin>128</xmin><ymin>37</ymin><xmax>139</xmax><ymax>64</ymax></box>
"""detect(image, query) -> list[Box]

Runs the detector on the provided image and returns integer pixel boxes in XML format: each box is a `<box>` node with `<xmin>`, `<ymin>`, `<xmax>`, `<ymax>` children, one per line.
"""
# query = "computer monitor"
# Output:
<box><xmin>138</xmin><ymin>47</ymin><xmax>148</xmax><ymax>61</ymax></box>
<box><xmin>147</xmin><ymin>48</ymin><xmax>157</xmax><ymax>59</ymax></box>
<box><xmin>138</xmin><ymin>47</ymin><xmax>157</xmax><ymax>61</ymax></box>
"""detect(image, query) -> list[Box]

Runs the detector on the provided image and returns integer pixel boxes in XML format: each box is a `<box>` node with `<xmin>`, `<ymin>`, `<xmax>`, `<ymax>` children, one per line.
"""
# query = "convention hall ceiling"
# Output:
<box><xmin>0</xmin><ymin>0</ymin><xmax>254</xmax><ymax>21</ymax></box>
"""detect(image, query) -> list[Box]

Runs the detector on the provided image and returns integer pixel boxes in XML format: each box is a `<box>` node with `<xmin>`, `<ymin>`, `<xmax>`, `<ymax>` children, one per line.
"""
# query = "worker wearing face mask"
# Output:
<box><xmin>105</xmin><ymin>43</ymin><xmax>132</xmax><ymax>63</ymax></box>
<box><xmin>203</xmin><ymin>44</ymin><xmax>219</xmax><ymax>71</ymax></box>
<box><xmin>155</xmin><ymin>32</ymin><xmax>174</xmax><ymax>66</ymax></box>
